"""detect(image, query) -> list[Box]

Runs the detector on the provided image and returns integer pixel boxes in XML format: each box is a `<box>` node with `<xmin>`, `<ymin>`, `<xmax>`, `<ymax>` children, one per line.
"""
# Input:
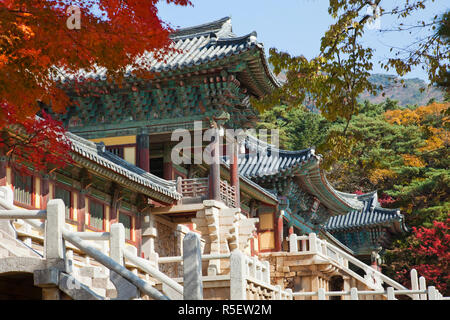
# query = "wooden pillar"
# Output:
<box><xmin>41</xmin><ymin>175</ymin><xmax>50</xmax><ymax>209</ymax></box>
<box><xmin>163</xmin><ymin>142</ymin><xmax>173</xmax><ymax>180</ymax></box>
<box><xmin>288</xmin><ymin>224</ymin><xmax>294</xmax><ymax>235</ymax></box>
<box><xmin>275</xmin><ymin>212</ymin><xmax>283</xmax><ymax>252</ymax></box>
<box><xmin>77</xmin><ymin>190</ymin><xmax>87</xmax><ymax>232</ymax></box>
<box><xmin>0</xmin><ymin>157</ymin><xmax>6</xmax><ymax>187</ymax></box>
<box><xmin>137</xmin><ymin>133</ymin><xmax>150</xmax><ymax>173</ymax></box>
<box><xmin>135</xmin><ymin>213</ymin><xmax>142</xmax><ymax>257</ymax></box>
<box><xmin>110</xmin><ymin>188</ymin><xmax>120</xmax><ymax>225</ymax></box>
<box><xmin>209</xmin><ymin>130</ymin><xmax>221</xmax><ymax>202</ymax></box>
<box><xmin>230</xmin><ymin>139</ymin><xmax>240</xmax><ymax>207</ymax></box>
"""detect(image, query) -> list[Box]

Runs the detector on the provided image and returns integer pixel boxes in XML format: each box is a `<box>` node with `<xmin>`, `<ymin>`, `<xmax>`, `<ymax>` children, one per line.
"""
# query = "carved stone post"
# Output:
<box><xmin>141</xmin><ymin>210</ymin><xmax>159</xmax><ymax>264</ymax></box>
<box><xmin>230</xmin><ymin>250</ymin><xmax>247</xmax><ymax>300</ymax></box>
<box><xmin>183</xmin><ymin>232</ymin><xmax>203</xmax><ymax>300</ymax></box>
<box><xmin>45</xmin><ymin>199</ymin><xmax>66</xmax><ymax>261</ymax></box>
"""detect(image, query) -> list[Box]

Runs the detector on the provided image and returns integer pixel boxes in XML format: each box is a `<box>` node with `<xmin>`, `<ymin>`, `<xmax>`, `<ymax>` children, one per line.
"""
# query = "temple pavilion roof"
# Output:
<box><xmin>67</xmin><ymin>133</ymin><xmax>181</xmax><ymax>202</ymax></box>
<box><xmin>225</xmin><ymin>134</ymin><xmax>368</xmax><ymax>215</ymax></box>
<box><xmin>57</xmin><ymin>17</ymin><xmax>280</xmax><ymax>98</ymax></box>
<box><xmin>323</xmin><ymin>192</ymin><xmax>408</xmax><ymax>234</ymax></box>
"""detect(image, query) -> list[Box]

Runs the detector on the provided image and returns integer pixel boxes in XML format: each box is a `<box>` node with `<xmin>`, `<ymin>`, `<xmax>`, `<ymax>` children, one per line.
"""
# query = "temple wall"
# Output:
<box><xmin>153</xmin><ymin>217</ymin><xmax>184</xmax><ymax>278</ymax></box>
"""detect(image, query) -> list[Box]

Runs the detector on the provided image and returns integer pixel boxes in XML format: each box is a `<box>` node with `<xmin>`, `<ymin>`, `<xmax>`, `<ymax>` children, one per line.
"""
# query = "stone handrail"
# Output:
<box><xmin>289</xmin><ymin>233</ymin><xmax>414</xmax><ymax>296</ymax></box>
<box><xmin>230</xmin><ymin>250</ymin><xmax>292</xmax><ymax>300</ymax></box>
<box><xmin>291</xmin><ymin>269</ymin><xmax>447</xmax><ymax>300</ymax></box>
<box><xmin>0</xmin><ymin>186</ymin><xmax>170</xmax><ymax>300</ymax></box>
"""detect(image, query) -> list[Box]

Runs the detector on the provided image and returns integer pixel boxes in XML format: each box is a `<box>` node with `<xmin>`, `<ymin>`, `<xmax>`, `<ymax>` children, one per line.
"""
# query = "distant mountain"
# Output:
<box><xmin>359</xmin><ymin>74</ymin><xmax>445</xmax><ymax>107</ymax></box>
<box><xmin>272</xmin><ymin>69</ymin><xmax>445</xmax><ymax>107</ymax></box>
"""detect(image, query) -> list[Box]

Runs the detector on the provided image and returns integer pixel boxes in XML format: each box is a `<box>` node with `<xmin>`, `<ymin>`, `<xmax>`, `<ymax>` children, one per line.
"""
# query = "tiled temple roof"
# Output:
<box><xmin>67</xmin><ymin>133</ymin><xmax>181</xmax><ymax>201</ymax></box>
<box><xmin>227</xmin><ymin>134</ymin><xmax>366</xmax><ymax>215</ymax></box>
<box><xmin>324</xmin><ymin>192</ymin><xmax>407</xmax><ymax>233</ymax></box>
<box><xmin>57</xmin><ymin>17</ymin><xmax>280</xmax><ymax>97</ymax></box>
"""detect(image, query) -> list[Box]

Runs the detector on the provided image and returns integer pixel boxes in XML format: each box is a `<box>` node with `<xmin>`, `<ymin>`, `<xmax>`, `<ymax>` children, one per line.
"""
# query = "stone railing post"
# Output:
<box><xmin>350</xmin><ymin>287</ymin><xmax>359</xmax><ymax>300</ymax></box>
<box><xmin>427</xmin><ymin>286</ymin><xmax>438</xmax><ymax>300</ymax></box>
<box><xmin>110</xmin><ymin>223</ymin><xmax>125</xmax><ymax>265</ymax></box>
<box><xmin>275</xmin><ymin>285</ymin><xmax>282</xmax><ymax>300</ymax></box>
<box><xmin>387</xmin><ymin>287</ymin><xmax>396</xmax><ymax>300</ymax></box>
<box><xmin>183</xmin><ymin>232</ymin><xmax>203</xmax><ymax>300</ymax></box>
<box><xmin>110</xmin><ymin>223</ymin><xmax>139</xmax><ymax>300</ymax></box>
<box><xmin>262</xmin><ymin>261</ymin><xmax>270</xmax><ymax>284</ymax></box>
<box><xmin>45</xmin><ymin>199</ymin><xmax>66</xmax><ymax>261</ymax></box>
<box><xmin>230</xmin><ymin>250</ymin><xmax>247</xmax><ymax>300</ymax></box>
<box><xmin>141</xmin><ymin>211</ymin><xmax>159</xmax><ymax>265</ymax></box>
<box><xmin>308</xmin><ymin>233</ymin><xmax>317</xmax><ymax>253</ymax></box>
<box><xmin>318</xmin><ymin>288</ymin><xmax>326</xmax><ymax>300</ymax></box>
<box><xmin>410</xmin><ymin>269</ymin><xmax>419</xmax><ymax>300</ymax></box>
<box><xmin>419</xmin><ymin>276</ymin><xmax>427</xmax><ymax>300</ymax></box>
<box><xmin>289</xmin><ymin>233</ymin><xmax>298</xmax><ymax>253</ymax></box>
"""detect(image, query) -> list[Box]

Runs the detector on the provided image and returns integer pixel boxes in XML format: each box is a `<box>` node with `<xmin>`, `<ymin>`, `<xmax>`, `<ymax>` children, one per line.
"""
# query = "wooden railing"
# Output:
<box><xmin>219</xmin><ymin>179</ymin><xmax>237</xmax><ymax>208</ymax></box>
<box><xmin>174</xmin><ymin>177</ymin><xmax>237</xmax><ymax>208</ymax></box>
<box><xmin>176</xmin><ymin>177</ymin><xmax>209</xmax><ymax>198</ymax></box>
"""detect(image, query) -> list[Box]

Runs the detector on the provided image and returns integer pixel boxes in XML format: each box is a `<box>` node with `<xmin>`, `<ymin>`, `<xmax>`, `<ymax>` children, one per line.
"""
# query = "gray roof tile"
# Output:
<box><xmin>67</xmin><ymin>132</ymin><xmax>181</xmax><ymax>200</ymax></box>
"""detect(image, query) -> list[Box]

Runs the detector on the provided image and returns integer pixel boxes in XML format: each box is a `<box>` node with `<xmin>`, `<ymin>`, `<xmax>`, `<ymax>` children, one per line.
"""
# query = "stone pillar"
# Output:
<box><xmin>45</xmin><ymin>199</ymin><xmax>65</xmax><ymax>261</ymax></box>
<box><xmin>163</xmin><ymin>142</ymin><xmax>173</xmax><ymax>180</ymax></box>
<box><xmin>183</xmin><ymin>232</ymin><xmax>203</xmax><ymax>300</ymax></box>
<box><xmin>41</xmin><ymin>174</ymin><xmax>50</xmax><ymax>209</ymax></box>
<box><xmin>77</xmin><ymin>190</ymin><xmax>87</xmax><ymax>232</ymax></box>
<box><xmin>137</xmin><ymin>132</ymin><xmax>150</xmax><ymax>173</ymax></box>
<box><xmin>230</xmin><ymin>250</ymin><xmax>247</xmax><ymax>300</ymax></box>
<box><xmin>0</xmin><ymin>156</ymin><xmax>6</xmax><ymax>187</ymax></box>
<box><xmin>230</xmin><ymin>139</ymin><xmax>240</xmax><ymax>207</ymax></box>
<box><xmin>141</xmin><ymin>211</ymin><xmax>159</xmax><ymax>263</ymax></box>
<box><xmin>209</xmin><ymin>129</ymin><xmax>221</xmax><ymax>202</ymax></box>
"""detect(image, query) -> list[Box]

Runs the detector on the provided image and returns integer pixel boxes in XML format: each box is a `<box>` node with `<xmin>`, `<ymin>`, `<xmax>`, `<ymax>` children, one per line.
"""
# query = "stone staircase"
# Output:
<box><xmin>0</xmin><ymin>228</ymin><xmax>41</xmax><ymax>259</ymax></box>
<box><xmin>71</xmin><ymin>263</ymin><xmax>117</xmax><ymax>299</ymax></box>
<box><xmin>0</xmin><ymin>224</ymin><xmax>120</xmax><ymax>299</ymax></box>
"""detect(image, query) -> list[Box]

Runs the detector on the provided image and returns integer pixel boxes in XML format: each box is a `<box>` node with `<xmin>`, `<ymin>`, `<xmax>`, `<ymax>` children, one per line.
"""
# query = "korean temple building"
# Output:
<box><xmin>0</xmin><ymin>17</ymin><xmax>417</xmax><ymax>301</ymax></box>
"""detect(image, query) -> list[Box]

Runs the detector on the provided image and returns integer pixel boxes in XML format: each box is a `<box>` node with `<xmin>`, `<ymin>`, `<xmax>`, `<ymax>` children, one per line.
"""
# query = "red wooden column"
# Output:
<box><xmin>288</xmin><ymin>224</ymin><xmax>294</xmax><ymax>235</ymax></box>
<box><xmin>230</xmin><ymin>139</ymin><xmax>240</xmax><ymax>207</ymax></box>
<box><xmin>135</xmin><ymin>214</ymin><xmax>142</xmax><ymax>257</ymax></box>
<box><xmin>77</xmin><ymin>190</ymin><xmax>87</xmax><ymax>232</ymax></box>
<box><xmin>275</xmin><ymin>211</ymin><xmax>284</xmax><ymax>252</ymax></box>
<box><xmin>209</xmin><ymin>129</ymin><xmax>221</xmax><ymax>202</ymax></box>
<box><xmin>41</xmin><ymin>175</ymin><xmax>50</xmax><ymax>209</ymax></box>
<box><xmin>0</xmin><ymin>157</ymin><xmax>6</xmax><ymax>187</ymax></box>
<box><xmin>163</xmin><ymin>142</ymin><xmax>173</xmax><ymax>180</ymax></box>
<box><xmin>137</xmin><ymin>133</ymin><xmax>150</xmax><ymax>173</ymax></box>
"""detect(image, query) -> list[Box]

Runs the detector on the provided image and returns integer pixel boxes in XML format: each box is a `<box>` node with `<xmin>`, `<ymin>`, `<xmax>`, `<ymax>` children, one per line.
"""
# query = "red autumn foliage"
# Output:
<box><xmin>0</xmin><ymin>101</ymin><xmax>73</xmax><ymax>173</ymax></box>
<box><xmin>0</xmin><ymin>0</ymin><xmax>191</xmax><ymax>170</ymax></box>
<box><xmin>394</xmin><ymin>218</ymin><xmax>450</xmax><ymax>295</ymax></box>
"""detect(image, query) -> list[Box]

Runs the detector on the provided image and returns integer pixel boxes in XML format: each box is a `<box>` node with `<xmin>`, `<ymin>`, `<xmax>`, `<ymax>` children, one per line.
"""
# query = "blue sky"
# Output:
<box><xmin>157</xmin><ymin>0</ymin><xmax>449</xmax><ymax>82</ymax></box>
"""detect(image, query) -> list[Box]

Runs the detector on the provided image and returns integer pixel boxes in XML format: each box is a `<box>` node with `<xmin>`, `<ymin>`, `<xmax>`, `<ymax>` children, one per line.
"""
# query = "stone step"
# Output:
<box><xmin>79</xmin><ymin>266</ymin><xmax>102</xmax><ymax>278</ymax></box>
<box><xmin>92</xmin><ymin>277</ymin><xmax>109</xmax><ymax>288</ymax></box>
<box><xmin>78</xmin><ymin>276</ymin><xmax>92</xmax><ymax>288</ymax></box>
<box><xmin>106</xmin><ymin>289</ymin><xmax>117</xmax><ymax>299</ymax></box>
<box><xmin>0</xmin><ymin>247</ymin><xmax>9</xmax><ymax>258</ymax></box>
<box><xmin>91</xmin><ymin>287</ymin><xmax>106</xmax><ymax>297</ymax></box>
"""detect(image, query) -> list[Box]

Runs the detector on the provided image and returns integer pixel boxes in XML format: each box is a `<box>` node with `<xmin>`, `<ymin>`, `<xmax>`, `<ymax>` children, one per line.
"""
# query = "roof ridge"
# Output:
<box><xmin>170</xmin><ymin>16</ymin><xmax>232</xmax><ymax>39</ymax></box>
